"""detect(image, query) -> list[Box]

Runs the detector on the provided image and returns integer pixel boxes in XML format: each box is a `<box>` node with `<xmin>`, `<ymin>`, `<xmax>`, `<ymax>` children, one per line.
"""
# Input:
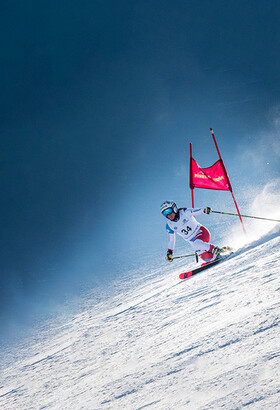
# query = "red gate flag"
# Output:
<box><xmin>190</xmin><ymin>157</ymin><xmax>232</xmax><ymax>191</ymax></box>
<box><xmin>189</xmin><ymin>128</ymin><xmax>246</xmax><ymax>235</ymax></box>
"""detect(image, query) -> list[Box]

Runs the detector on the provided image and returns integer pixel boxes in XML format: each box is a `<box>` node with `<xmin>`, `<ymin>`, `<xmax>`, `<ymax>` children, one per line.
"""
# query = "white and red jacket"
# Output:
<box><xmin>166</xmin><ymin>208</ymin><xmax>206</xmax><ymax>250</ymax></box>
<box><xmin>165</xmin><ymin>207</ymin><xmax>218</xmax><ymax>262</ymax></box>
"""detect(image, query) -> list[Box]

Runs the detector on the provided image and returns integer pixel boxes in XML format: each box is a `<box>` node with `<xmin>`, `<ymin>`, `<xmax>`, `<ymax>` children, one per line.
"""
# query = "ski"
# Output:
<box><xmin>179</xmin><ymin>253</ymin><xmax>233</xmax><ymax>280</ymax></box>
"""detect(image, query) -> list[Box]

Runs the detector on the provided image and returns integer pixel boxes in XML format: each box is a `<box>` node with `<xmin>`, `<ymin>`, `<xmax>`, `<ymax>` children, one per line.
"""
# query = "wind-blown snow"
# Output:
<box><xmin>1</xmin><ymin>231</ymin><xmax>280</xmax><ymax>409</ymax></box>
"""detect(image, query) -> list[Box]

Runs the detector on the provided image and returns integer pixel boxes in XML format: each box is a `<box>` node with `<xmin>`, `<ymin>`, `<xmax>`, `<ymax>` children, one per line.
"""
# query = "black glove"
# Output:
<box><xmin>204</xmin><ymin>207</ymin><xmax>211</xmax><ymax>214</ymax></box>
<box><xmin>166</xmin><ymin>249</ymin><xmax>173</xmax><ymax>262</ymax></box>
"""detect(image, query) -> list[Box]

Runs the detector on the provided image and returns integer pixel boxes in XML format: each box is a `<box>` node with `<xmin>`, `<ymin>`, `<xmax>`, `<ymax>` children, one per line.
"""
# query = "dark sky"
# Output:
<box><xmin>1</xmin><ymin>1</ymin><xmax>280</xmax><ymax>332</ymax></box>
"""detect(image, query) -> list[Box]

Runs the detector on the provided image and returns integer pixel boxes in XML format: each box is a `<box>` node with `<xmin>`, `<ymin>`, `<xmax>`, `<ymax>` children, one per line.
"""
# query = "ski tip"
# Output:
<box><xmin>179</xmin><ymin>271</ymin><xmax>193</xmax><ymax>280</ymax></box>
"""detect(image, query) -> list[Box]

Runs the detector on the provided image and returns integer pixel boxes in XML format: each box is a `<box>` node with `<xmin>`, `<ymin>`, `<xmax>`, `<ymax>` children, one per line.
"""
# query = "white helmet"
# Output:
<box><xmin>160</xmin><ymin>201</ymin><xmax>178</xmax><ymax>217</ymax></box>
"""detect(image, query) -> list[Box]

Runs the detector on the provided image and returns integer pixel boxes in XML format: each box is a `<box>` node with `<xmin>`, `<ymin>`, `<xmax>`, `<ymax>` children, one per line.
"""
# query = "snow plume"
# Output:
<box><xmin>223</xmin><ymin>179</ymin><xmax>280</xmax><ymax>250</ymax></box>
<box><xmin>226</xmin><ymin>106</ymin><xmax>280</xmax><ymax>249</ymax></box>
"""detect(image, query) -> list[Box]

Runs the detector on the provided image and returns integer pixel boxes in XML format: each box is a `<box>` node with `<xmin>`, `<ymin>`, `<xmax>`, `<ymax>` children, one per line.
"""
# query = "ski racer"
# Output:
<box><xmin>160</xmin><ymin>201</ymin><xmax>222</xmax><ymax>263</ymax></box>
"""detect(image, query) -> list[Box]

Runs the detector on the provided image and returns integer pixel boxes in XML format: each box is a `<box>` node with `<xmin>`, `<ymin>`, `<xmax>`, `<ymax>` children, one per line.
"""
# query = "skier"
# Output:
<box><xmin>160</xmin><ymin>201</ymin><xmax>222</xmax><ymax>263</ymax></box>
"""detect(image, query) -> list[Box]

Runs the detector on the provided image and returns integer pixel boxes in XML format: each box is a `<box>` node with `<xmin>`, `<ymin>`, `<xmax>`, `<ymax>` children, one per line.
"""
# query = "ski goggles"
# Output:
<box><xmin>162</xmin><ymin>208</ymin><xmax>173</xmax><ymax>216</ymax></box>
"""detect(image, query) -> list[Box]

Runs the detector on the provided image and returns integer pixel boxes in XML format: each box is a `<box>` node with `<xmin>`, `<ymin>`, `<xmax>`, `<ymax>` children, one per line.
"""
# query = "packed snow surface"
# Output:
<box><xmin>1</xmin><ymin>231</ymin><xmax>280</xmax><ymax>409</ymax></box>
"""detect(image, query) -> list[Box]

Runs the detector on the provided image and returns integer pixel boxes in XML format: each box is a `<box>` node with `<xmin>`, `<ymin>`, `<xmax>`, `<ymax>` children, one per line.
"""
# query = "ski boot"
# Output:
<box><xmin>219</xmin><ymin>245</ymin><xmax>233</xmax><ymax>254</ymax></box>
<box><xmin>213</xmin><ymin>245</ymin><xmax>232</xmax><ymax>259</ymax></box>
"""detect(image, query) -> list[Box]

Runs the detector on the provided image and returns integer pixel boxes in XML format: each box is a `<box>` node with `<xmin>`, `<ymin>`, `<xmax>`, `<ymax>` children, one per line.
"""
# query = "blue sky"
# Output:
<box><xmin>1</xmin><ymin>1</ymin><xmax>280</xmax><ymax>333</ymax></box>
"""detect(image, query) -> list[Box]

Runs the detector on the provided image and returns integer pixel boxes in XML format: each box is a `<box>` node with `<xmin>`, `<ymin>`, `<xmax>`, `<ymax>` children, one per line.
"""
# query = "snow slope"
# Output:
<box><xmin>1</xmin><ymin>231</ymin><xmax>280</xmax><ymax>409</ymax></box>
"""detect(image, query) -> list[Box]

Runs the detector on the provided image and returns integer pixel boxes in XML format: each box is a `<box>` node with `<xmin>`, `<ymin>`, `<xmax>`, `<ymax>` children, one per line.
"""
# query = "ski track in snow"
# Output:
<box><xmin>0</xmin><ymin>233</ymin><xmax>280</xmax><ymax>409</ymax></box>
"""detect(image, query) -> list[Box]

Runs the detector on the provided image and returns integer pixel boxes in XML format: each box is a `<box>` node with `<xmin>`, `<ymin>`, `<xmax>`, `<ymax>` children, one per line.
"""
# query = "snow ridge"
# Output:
<box><xmin>0</xmin><ymin>231</ymin><xmax>280</xmax><ymax>409</ymax></box>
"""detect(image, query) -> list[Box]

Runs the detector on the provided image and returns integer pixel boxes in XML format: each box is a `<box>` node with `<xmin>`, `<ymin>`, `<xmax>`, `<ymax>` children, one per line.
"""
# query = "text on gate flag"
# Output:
<box><xmin>190</xmin><ymin>158</ymin><xmax>232</xmax><ymax>191</ymax></box>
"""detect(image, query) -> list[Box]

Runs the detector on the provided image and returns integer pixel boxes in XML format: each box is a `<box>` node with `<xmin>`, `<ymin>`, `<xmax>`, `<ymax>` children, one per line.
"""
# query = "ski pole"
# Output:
<box><xmin>173</xmin><ymin>253</ymin><xmax>196</xmax><ymax>260</ymax></box>
<box><xmin>211</xmin><ymin>210</ymin><xmax>280</xmax><ymax>223</ymax></box>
